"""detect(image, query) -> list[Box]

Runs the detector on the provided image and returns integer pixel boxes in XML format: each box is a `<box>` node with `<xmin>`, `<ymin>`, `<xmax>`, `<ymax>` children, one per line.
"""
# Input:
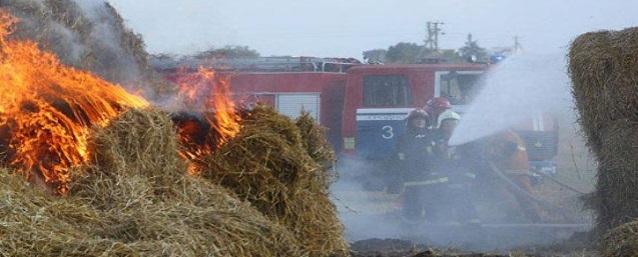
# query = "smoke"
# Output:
<box><xmin>75</xmin><ymin>0</ymin><xmax>143</xmax><ymax>84</ymax></box>
<box><xmin>449</xmin><ymin>53</ymin><xmax>573</xmax><ymax>146</ymax></box>
<box><xmin>332</xmin><ymin>53</ymin><xmax>589</xmax><ymax>250</ymax></box>
<box><xmin>331</xmin><ymin>158</ymin><xmax>405</xmax><ymax>241</ymax></box>
<box><xmin>3</xmin><ymin>0</ymin><xmax>160</xmax><ymax>96</ymax></box>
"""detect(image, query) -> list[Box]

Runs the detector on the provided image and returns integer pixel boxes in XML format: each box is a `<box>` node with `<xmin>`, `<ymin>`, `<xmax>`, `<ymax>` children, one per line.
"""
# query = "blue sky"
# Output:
<box><xmin>108</xmin><ymin>0</ymin><xmax>638</xmax><ymax>58</ymax></box>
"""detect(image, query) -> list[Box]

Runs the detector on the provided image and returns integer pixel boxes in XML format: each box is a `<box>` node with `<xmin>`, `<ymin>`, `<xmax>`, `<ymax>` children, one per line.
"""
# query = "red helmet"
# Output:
<box><xmin>426</xmin><ymin>97</ymin><xmax>452</xmax><ymax>111</ymax></box>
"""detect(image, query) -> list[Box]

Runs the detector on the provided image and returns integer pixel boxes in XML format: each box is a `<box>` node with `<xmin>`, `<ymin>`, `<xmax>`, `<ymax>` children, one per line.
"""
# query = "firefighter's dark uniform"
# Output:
<box><xmin>396</xmin><ymin>126</ymin><xmax>436</xmax><ymax>220</ymax></box>
<box><xmin>429</xmin><ymin>130</ymin><xmax>479</xmax><ymax>223</ymax></box>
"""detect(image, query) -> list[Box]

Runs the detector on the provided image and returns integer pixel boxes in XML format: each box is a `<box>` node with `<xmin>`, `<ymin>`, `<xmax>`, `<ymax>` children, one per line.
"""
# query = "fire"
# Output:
<box><xmin>173</xmin><ymin>67</ymin><xmax>242</xmax><ymax>174</ymax></box>
<box><xmin>0</xmin><ymin>11</ymin><xmax>149</xmax><ymax>193</ymax></box>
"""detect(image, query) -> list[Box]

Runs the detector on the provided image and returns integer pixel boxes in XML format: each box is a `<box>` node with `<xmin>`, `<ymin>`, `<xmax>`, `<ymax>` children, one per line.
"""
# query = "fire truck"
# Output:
<box><xmin>153</xmin><ymin>56</ymin><xmax>558</xmax><ymax>179</ymax></box>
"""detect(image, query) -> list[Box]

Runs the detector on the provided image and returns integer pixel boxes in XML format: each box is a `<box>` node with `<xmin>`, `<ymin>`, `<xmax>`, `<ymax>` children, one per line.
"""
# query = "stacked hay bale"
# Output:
<box><xmin>569</xmin><ymin>28</ymin><xmax>638</xmax><ymax>243</ymax></box>
<box><xmin>0</xmin><ymin>109</ymin><xmax>305</xmax><ymax>256</ymax></box>
<box><xmin>205</xmin><ymin>106</ymin><xmax>349</xmax><ymax>257</ymax></box>
<box><xmin>1</xmin><ymin>0</ymin><xmax>173</xmax><ymax>98</ymax></box>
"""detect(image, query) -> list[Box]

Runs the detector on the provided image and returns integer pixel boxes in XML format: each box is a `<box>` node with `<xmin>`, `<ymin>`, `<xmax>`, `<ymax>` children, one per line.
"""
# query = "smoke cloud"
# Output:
<box><xmin>450</xmin><ymin>53</ymin><xmax>573</xmax><ymax>145</ymax></box>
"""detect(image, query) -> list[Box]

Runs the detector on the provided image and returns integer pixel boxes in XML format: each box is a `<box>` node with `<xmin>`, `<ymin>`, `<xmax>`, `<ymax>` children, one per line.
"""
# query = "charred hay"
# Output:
<box><xmin>204</xmin><ymin>105</ymin><xmax>349</xmax><ymax>257</ymax></box>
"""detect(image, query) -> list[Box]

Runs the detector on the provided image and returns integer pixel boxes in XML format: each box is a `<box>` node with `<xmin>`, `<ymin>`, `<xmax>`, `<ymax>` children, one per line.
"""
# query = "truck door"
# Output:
<box><xmin>355</xmin><ymin>75</ymin><xmax>411</xmax><ymax>159</ymax></box>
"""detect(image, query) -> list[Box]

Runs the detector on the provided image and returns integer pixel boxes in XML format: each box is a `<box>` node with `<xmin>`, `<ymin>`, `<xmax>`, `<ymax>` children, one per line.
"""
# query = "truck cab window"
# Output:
<box><xmin>363</xmin><ymin>75</ymin><xmax>410</xmax><ymax>107</ymax></box>
<box><xmin>440</xmin><ymin>72</ymin><xmax>482</xmax><ymax>105</ymax></box>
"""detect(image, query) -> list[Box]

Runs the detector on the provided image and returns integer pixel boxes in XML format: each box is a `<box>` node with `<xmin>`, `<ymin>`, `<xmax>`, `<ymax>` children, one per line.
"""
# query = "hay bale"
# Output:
<box><xmin>569</xmin><ymin>28</ymin><xmax>638</xmax><ymax>235</ymax></box>
<box><xmin>205</xmin><ymin>105</ymin><xmax>349</xmax><ymax>257</ymax></box>
<box><xmin>0</xmin><ymin>108</ymin><xmax>305</xmax><ymax>256</ymax></box>
<box><xmin>602</xmin><ymin>220</ymin><xmax>638</xmax><ymax>257</ymax></box>
<box><xmin>569</xmin><ymin>28</ymin><xmax>638</xmax><ymax>154</ymax></box>
<box><xmin>592</xmin><ymin>120</ymin><xmax>638</xmax><ymax>232</ymax></box>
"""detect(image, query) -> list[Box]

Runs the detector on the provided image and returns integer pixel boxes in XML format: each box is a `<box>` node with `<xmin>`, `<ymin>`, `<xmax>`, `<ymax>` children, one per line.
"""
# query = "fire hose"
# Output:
<box><xmin>529</xmin><ymin>170</ymin><xmax>587</xmax><ymax>195</ymax></box>
<box><xmin>486</xmin><ymin>161</ymin><xmax>577</xmax><ymax>222</ymax></box>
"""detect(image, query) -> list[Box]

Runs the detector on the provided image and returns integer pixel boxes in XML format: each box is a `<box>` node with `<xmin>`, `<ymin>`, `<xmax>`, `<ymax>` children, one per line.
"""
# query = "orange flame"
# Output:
<box><xmin>0</xmin><ymin>11</ymin><xmax>149</xmax><ymax>193</ymax></box>
<box><xmin>174</xmin><ymin>67</ymin><xmax>242</xmax><ymax>174</ymax></box>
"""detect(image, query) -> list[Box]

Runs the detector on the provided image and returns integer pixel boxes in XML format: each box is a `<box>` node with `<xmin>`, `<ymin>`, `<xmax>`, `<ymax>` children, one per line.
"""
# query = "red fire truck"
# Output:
<box><xmin>154</xmin><ymin>57</ymin><xmax>558</xmax><ymax>177</ymax></box>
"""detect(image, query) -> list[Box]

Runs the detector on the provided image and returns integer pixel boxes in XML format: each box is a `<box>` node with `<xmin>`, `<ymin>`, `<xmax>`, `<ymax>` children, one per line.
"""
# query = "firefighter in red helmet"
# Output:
<box><xmin>396</xmin><ymin>108</ymin><xmax>437</xmax><ymax>220</ymax></box>
<box><xmin>425</xmin><ymin>97</ymin><xmax>452</xmax><ymax>128</ymax></box>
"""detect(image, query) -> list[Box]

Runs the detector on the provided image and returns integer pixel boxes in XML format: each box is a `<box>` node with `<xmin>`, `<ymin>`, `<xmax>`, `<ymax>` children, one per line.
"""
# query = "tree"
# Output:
<box><xmin>458</xmin><ymin>34</ymin><xmax>487</xmax><ymax>62</ymax></box>
<box><xmin>196</xmin><ymin>45</ymin><xmax>260</xmax><ymax>59</ymax></box>
<box><xmin>385</xmin><ymin>42</ymin><xmax>429</xmax><ymax>64</ymax></box>
<box><xmin>362</xmin><ymin>49</ymin><xmax>387</xmax><ymax>64</ymax></box>
<box><xmin>440</xmin><ymin>49</ymin><xmax>464</xmax><ymax>64</ymax></box>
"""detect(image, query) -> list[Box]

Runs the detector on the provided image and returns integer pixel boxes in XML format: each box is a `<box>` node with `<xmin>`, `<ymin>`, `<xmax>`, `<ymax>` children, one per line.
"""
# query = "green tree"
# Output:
<box><xmin>440</xmin><ymin>49</ymin><xmax>464</xmax><ymax>63</ymax></box>
<box><xmin>362</xmin><ymin>49</ymin><xmax>387</xmax><ymax>64</ymax></box>
<box><xmin>385</xmin><ymin>42</ymin><xmax>428</xmax><ymax>64</ymax></box>
<box><xmin>458</xmin><ymin>34</ymin><xmax>487</xmax><ymax>62</ymax></box>
<box><xmin>196</xmin><ymin>45</ymin><xmax>260</xmax><ymax>59</ymax></box>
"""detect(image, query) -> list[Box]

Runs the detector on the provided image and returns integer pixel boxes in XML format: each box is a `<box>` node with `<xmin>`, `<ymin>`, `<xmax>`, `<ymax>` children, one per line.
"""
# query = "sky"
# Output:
<box><xmin>107</xmin><ymin>0</ymin><xmax>638</xmax><ymax>58</ymax></box>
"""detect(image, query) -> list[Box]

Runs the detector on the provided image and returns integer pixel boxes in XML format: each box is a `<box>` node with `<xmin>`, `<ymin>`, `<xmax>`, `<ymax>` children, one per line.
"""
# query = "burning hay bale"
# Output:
<box><xmin>569</xmin><ymin>28</ymin><xmax>638</xmax><ymax>235</ymax></box>
<box><xmin>204</xmin><ymin>105</ymin><xmax>348</xmax><ymax>257</ymax></box>
<box><xmin>0</xmin><ymin>109</ymin><xmax>306</xmax><ymax>257</ymax></box>
<box><xmin>2</xmin><ymin>0</ymin><xmax>173</xmax><ymax>97</ymax></box>
<box><xmin>0</xmin><ymin>9</ymin><xmax>150</xmax><ymax>194</ymax></box>
<box><xmin>75</xmin><ymin>108</ymin><xmax>305</xmax><ymax>256</ymax></box>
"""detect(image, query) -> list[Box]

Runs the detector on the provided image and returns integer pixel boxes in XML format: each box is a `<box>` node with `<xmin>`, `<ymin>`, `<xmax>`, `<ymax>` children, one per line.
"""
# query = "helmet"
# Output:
<box><xmin>426</xmin><ymin>97</ymin><xmax>452</xmax><ymax>111</ymax></box>
<box><xmin>406</xmin><ymin>109</ymin><xmax>430</xmax><ymax>126</ymax></box>
<box><xmin>437</xmin><ymin>110</ymin><xmax>461</xmax><ymax>128</ymax></box>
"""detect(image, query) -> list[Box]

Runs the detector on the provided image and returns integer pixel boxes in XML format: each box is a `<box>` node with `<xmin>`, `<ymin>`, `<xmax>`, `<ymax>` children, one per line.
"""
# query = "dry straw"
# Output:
<box><xmin>569</xmin><ymin>28</ymin><xmax>638</xmax><ymax>245</ymax></box>
<box><xmin>602</xmin><ymin>220</ymin><xmax>638</xmax><ymax>257</ymax></box>
<box><xmin>0</xmin><ymin>109</ymin><xmax>306</xmax><ymax>256</ymax></box>
<box><xmin>205</xmin><ymin>106</ymin><xmax>349</xmax><ymax>257</ymax></box>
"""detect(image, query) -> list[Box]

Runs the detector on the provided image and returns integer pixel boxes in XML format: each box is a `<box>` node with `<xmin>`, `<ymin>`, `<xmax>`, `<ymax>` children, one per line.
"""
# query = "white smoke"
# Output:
<box><xmin>449</xmin><ymin>53</ymin><xmax>573</xmax><ymax>146</ymax></box>
<box><xmin>75</xmin><ymin>0</ymin><xmax>142</xmax><ymax>83</ymax></box>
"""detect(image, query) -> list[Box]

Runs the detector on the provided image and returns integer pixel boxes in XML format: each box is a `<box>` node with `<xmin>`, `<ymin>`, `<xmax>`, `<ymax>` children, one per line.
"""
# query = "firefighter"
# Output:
<box><xmin>486</xmin><ymin>129</ymin><xmax>542</xmax><ymax>222</ymax></box>
<box><xmin>430</xmin><ymin>110</ymin><xmax>480</xmax><ymax>224</ymax></box>
<box><xmin>396</xmin><ymin>109</ymin><xmax>436</xmax><ymax>220</ymax></box>
<box><xmin>425</xmin><ymin>97</ymin><xmax>452</xmax><ymax>128</ymax></box>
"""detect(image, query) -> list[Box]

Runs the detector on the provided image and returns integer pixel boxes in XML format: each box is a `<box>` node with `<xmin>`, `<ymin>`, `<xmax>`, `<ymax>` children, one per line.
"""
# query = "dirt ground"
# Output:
<box><xmin>348</xmin><ymin>238</ymin><xmax>597</xmax><ymax>257</ymax></box>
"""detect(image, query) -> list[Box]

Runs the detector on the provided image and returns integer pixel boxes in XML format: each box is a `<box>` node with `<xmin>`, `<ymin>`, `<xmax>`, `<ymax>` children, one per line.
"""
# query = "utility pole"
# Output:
<box><xmin>425</xmin><ymin>21</ymin><xmax>444</xmax><ymax>51</ymax></box>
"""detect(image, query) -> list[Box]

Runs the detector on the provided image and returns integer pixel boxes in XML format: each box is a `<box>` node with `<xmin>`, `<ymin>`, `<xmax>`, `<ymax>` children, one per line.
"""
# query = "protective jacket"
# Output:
<box><xmin>396</xmin><ymin>127</ymin><xmax>435</xmax><ymax>181</ymax></box>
